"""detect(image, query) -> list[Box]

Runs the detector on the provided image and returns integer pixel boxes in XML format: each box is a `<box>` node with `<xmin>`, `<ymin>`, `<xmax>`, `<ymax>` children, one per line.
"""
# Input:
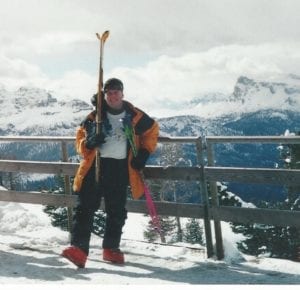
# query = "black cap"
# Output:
<box><xmin>104</xmin><ymin>78</ymin><xmax>123</xmax><ymax>92</ymax></box>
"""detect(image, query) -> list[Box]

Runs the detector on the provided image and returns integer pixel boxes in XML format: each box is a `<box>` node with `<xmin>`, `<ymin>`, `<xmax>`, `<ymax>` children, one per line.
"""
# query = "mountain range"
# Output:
<box><xmin>0</xmin><ymin>75</ymin><xmax>299</xmax><ymax>203</ymax></box>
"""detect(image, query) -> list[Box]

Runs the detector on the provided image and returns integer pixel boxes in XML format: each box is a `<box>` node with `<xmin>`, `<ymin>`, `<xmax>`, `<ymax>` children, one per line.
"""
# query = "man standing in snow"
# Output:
<box><xmin>62</xmin><ymin>78</ymin><xmax>159</xmax><ymax>268</ymax></box>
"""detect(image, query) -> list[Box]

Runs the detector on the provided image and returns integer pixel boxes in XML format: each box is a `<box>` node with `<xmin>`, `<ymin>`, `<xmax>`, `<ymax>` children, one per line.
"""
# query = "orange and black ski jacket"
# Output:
<box><xmin>73</xmin><ymin>100</ymin><xmax>159</xmax><ymax>200</ymax></box>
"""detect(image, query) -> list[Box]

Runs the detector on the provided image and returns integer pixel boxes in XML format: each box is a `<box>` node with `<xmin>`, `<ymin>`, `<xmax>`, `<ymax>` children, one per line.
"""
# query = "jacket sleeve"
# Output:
<box><xmin>73</xmin><ymin>125</ymin><xmax>96</xmax><ymax>193</ymax></box>
<box><xmin>139</xmin><ymin>120</ymin><xmax>159</xmax><ymax>153</ymax></box>
<box><xmin>75</xmin><ymin>126</ymin><xmax>85</xmax><ymax>154</ymax></box>
<box><xmin>75</xmin><ymin>125</ymin><xmax>95</xmax><ymax>157</ymax></box>
<box><xmin>75</xmin><ymin>112</ymin><xmax>97</xmax><ymax>157</ymax></box>
<box><xmin>134</xmin><ymin>111</ymin><xmax>159</xmax><ymax>153</ymax></box>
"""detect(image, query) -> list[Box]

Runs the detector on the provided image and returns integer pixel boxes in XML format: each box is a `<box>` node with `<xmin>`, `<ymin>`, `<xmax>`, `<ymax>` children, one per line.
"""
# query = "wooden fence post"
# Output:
<box><xmin>61</xmin><ymin>141</ymin><xmax>73</xmax><ymax>240</ymax></box>
<box><xmin>196</xmin><ymin>136</ymin><xmax>214</xmax><ymax>258</ymax></box>
<box><xmin>207</xmin><ymin>141</ymin><xmax>224</xmax><ymax>260</ymax></box>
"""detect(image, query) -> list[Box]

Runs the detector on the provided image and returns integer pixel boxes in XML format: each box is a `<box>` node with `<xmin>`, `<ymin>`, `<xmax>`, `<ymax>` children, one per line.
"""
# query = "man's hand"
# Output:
<box><xmin>85</xmin><ymin>132</ymin><xmax>106</xmax><ymax>149</ymax></box>
<box><xmin>131</xmin><ymin>148</ymin><xmax>150</xmax><ymax>170</ymax></box>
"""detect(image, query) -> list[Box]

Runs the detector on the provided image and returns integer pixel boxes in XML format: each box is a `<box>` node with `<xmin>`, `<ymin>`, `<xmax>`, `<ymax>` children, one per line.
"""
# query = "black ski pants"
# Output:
<box><xmin>71</xmin><ymin>158</ymin><xmax>129</xmax><ymax>255</ymax></box>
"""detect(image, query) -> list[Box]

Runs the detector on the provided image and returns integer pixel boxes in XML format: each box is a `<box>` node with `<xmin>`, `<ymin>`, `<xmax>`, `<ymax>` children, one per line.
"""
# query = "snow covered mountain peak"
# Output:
<box><xmin>0</xmin><ymin>74</ymin><xmax>299</xmax><ymax>135</ymax></box>
<box><xmin>14</xmin><ymin>86</ymin><xmax>57</xmax><ymax>110</ymax></box>
<box><xmin>230</xmin><ymin>75</ymin><xmax>300</xmax><ymax>109</ymax></box>
<box><xmin>152</xmin><ymin>75</ymin><xmax>300</xmax><ymax>119</ymax></box>
<box><xmin>0</xmin><ymin>85</ymin><xmax>92</xmax><ymax>135</ymax></box>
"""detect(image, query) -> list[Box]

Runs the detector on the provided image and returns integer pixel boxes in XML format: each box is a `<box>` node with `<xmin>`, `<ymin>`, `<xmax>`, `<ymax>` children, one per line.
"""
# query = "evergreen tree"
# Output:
<box><xmin>43</xmin><ymin>174</ymin><xmax>107</xmax><ymax>237</ymax></box>
<box><xmin>145</xmin><ymin>141</ymin><xmax>199</xmax><ymax>243</ymax></box>
<box><xmin>0</xmin><ymin>153</ymin><xmax>21</xmax><ymax>190</ymax></box>
<box><xmin>143</xmin><ymin>216</ymin><xmax>177</xmax><ymax>243</ymax></box>
<box><xmin>276</xmin><ymin>135</ymin><xmax>300</xmax><ymax>260</ymax></box>
<box><xmin>43</xmin><ymin>175</ymin><xmax>69</xmax><ymax>231</ymax></box>
<box><xmin>212</xmin><ymin>182</ymin><xmax>242</xmax><ymax>207</ymax></box>
<box><xmin>145</xmin><ymin>142</ymin><xmax>192</xmax><ymax>243</ymax></box>
<box><xmin>44</xmin><ymin>204</ymin><xmax>69</xmax><ymax>231</ymax></box>
<box><xmin>183</xmin><ymin>218</ymin><xmax>204</xmax><ymax>244</ymax></box>
<box><xmin>232</xmin><ymin>131</ymin><xmax>300</xmax><ymax>260</ymax></box>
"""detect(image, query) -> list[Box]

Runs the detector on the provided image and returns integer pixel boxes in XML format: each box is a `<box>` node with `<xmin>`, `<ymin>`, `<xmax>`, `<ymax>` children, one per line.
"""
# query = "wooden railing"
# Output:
<box><xmin>0</xmin><ymin>135</ymin><xmax>300</xmax><ymax>260</ymax></box>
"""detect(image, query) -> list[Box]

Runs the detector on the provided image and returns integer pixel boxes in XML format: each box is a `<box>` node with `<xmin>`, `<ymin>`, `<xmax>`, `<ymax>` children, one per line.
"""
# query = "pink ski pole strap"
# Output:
<box><xmin>143</xmin><ymin>182</ymin><xmax>162</xmax><ymax>233</ymax></box>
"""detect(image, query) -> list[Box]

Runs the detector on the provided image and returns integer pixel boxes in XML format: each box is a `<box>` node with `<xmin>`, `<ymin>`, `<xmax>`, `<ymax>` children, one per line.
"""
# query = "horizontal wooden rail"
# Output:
<box><xmin>0</xmin><ymin>160</ymin><xmax>203</xmax><ymax>181</ymax></box>
<box><xmin>126</xmin><ymin>200</ymin><xmax>204</xmax><ymax>218</ymax></box>
<box><xmin>1</xmin><ymin>135</ymin><xmax>300</xmax><ymax>143</ymax></box>
<box><xmin>158</xmin><ymin>136</ymin><xmax>200</xmax><ymax>143</ymax></box>
<box><xmin>206</xmin><ymin>135</ymin><xmax>300</xmax><ymax>144</ymax></box>
<box><xmin>0</xmin><ymin>136</ymin><xmax>75</xmax><ymax>143</ymax></box>
<box><xmin>0</xmin><ymin>189</ymin><xmax>204</xmax><ymax>218</ymax></box>
<box><xmin>211</xmin><ymin>206</ymin><xmax>300</xmax><ymax>229</ymax></box>
<box><xmin>205</xmin><ymin>167</ymin><xmax>300</xmax><ymax>185</ymax></box>
<box><xmin>144</xmin><ymin>166</ymin><xmax>201</xmax><ymax>181</ymax></box>
<box><xmin>2</xmin><ymin>160</ymin><xmax>300</xmax><ymax>186</ymax></box>
<box><xmin>0</xmin><ymin>135</ymin><xmax>200</xmax><ymax>143</ymax></box>
<box><xmin>1</xmin><ymin>188</ymin><xmax>298</xmax><ymax>229</ymax></box>
<box><xmin>0</xmin><ymin>160</ymin><xmax>77</xmax><ymax>176</ymax></box>
<box><xmin>0</xmin><ymin>190</ymin><xmax>77</xmax><ymax>207</ymax></box>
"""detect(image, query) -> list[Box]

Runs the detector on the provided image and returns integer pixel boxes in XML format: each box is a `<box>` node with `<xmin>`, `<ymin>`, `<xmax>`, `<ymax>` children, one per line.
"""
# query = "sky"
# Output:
<box><xmin>0</xmin><ymin>185</ymin><xmax>299</xmax><ymax>286</ymax></box>
<box><xmin>1</xmin><ymin>0</ymin><xmax>300</xmax><ymax>115</ymax></box>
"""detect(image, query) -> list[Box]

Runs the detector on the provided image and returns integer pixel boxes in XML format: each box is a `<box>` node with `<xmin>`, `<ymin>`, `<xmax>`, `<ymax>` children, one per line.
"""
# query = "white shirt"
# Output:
<box><xmin>100</xmin><ymin>111</ymin><xmax>127</xmax><ymax>159</ymax></box>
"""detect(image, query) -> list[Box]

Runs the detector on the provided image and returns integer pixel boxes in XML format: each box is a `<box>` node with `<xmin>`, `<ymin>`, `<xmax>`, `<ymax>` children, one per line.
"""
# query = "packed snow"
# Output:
<box><xmin>0</xmin><ymin>185</ymin><xmax>299</xmax><ymax>286</ymax></box>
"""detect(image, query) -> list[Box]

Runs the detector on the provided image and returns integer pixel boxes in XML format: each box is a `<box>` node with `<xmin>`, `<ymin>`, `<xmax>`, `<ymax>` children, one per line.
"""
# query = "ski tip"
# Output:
<box><xmin>102</xmin><ymin>30</ymin><xmax>110</xmax><ymax>41</ymax></box>
<box><xmin>96</xmin><ymin>31</ymin><xmax>110</xmax><ymax>41</ymax></box>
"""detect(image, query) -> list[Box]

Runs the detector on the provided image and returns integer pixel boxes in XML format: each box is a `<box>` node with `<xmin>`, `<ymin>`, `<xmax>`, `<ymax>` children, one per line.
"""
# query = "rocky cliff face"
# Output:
<box><xmin>229</xmin><ymin>75</ymin><xmax>300</xmax><ymax>110</ymax></box>
<box><xmin>0</xmin><ymin>86</ymin><xmax>92</xmax><ymax>136</ymax></box>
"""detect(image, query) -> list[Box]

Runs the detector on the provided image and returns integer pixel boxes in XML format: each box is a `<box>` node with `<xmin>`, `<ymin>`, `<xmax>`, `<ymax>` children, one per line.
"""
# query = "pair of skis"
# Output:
<box><xmin>95</xmin><ymin>31</ymin><xmax>109</xmax><ymax>185</ymax></box>
<box><xmin>95</xmin><ymin>31</ymin><xmax>162</xmax><ymax>236</ymax></box>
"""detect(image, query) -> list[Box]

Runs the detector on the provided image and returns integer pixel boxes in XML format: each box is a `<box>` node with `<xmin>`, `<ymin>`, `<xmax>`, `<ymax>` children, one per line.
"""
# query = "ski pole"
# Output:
<box><xmin>122</xmin><ymin>119</ymin><xmax>162</xmax><ymax>234</ymax></box>
<box><xmin>123</xmin><ymin>122</ymin><xmax>162</xmax><ymax>234</ymax></box>
<box><xmin>140</xmin><ymin>171</ymin><xmax>162</xmax><ymax>234</ymax></box>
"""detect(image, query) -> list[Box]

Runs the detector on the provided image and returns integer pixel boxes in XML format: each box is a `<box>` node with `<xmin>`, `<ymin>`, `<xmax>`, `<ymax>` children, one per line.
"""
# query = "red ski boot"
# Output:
<box><xmin>62</xmin><ymin>246</ymin><xmax>87</xmax><ymax>268</ymax></box>
<box><xmin>103</xmin><ymin>248</ymin><xmax>125</xmax><ymax>264</ymax></box>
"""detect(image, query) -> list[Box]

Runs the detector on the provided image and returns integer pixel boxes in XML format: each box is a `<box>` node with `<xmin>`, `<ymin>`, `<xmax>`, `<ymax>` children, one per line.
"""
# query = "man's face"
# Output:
<box><xmin>105</xmin><ymin>89</ymin><xmax>124</xmax><ymax>110</ymax></box>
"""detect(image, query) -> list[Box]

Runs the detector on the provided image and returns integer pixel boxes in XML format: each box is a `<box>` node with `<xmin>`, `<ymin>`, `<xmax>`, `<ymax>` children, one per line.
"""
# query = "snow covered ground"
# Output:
<box><xmin>0</xmin><ymin>194</ymin><xmax>299</xmax><ymax>286</ymax></box>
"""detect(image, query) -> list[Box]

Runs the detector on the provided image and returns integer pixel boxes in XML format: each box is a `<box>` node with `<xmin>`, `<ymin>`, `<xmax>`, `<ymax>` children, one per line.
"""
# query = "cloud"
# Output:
<box><xmin>107</xmin><ymin>42</ymin><xmax>300</xmax><ymax>111</ymax></box>
<box><xmin>2</xmin><ymin>0</ymin><xmax>300</xmax><ymax>57</ymax></box>
<box><xmin>0</xmin><ymin>52</ymin><xmax>95</xmax><ymax>100</ymax></box>
<box><xmin>25</xmin><ymin>32</ymin><xmax>94</xmax><ymax>55</ymax></box>
<box><xmin>0</xmin><ymin>32</ymin><xmax>94</xmax><ymax>63</ymax></box>
<box><xmin>0</xmin><ymin>0</ymin><xmax>94</xmax><ymax>34</ymax></box>
<box><xmin>47</xmin><ymin>70</ymin><xmax>96</xmax><ymax>102</ymax></box>
<box><xmin>1</xmin><ymin>41</ymin><xmax>300</xmax><ymax>115</ymax></box>
<box><xmin>1</xmin><ymin>0</ymin><xmax>300</xmax><ymax>75</ymax></box>
<box><xmin>0</xmin><ymin>54</ymin><xmax>48</xmax><ymax>90</ymax></box>
<box><xmin>0</xmin><ymin>55</ymin><xmax>42</xmax><ymax>79</ymax></box>
<box><xmin>0</xmin><ymin>0</ymin><xmax>300</xmax><ymax>118</ymax></box>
